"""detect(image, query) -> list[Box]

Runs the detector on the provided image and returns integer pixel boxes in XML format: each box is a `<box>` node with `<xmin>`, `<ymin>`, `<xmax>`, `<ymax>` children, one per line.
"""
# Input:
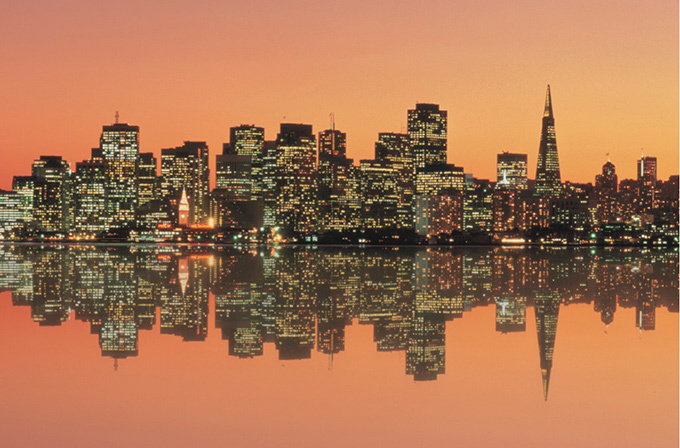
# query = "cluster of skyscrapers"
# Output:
<box><xmin>0</xmin><ymin>245</ymin><xmax>675</xmax><ymax>390</ymax></box>
<box><xmin>0</xmin><ymin>86</ymin><xmax>677</xmax><ymax>243</ymax></box>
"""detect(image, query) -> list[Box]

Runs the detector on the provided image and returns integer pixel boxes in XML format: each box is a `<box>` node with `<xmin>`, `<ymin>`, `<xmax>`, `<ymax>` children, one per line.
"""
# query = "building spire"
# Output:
<box><xmin>543</xmin><ymin>85</ymin><xmax>553</xmax><ymax>118</ymax></box>
<box><xmin>541</xmin><ymin>367</ymin><xmax>551</xmax><ymax>401</ymax></box>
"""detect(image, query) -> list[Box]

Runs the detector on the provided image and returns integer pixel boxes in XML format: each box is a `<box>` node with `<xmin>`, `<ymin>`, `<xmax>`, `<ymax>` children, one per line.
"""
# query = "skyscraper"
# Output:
<box><xmin>227</xmin><ymin>125</ymin><xmax>265</xmax><ymax>202</ymax></box>
<box><xmin>359</xmin><ymin>159</ymin><xmax>399</xmax><ymax>231</ymax></box>
<box><xmin>31</xmin><ymin>156</ymin><xmax>71</xmax><ymax>233</ymax></box>
<box><xmin>261</xmin><ymin>141</ymin><xmax>278</xmax><ymax>227</ymax></box>
<box><xmin>375</xmin><ymin>133</ymin><xmax>414</xmax><ymax>230</ymax></box>
<box><xmin>160</xmin><ymin>141</ymin><xmax>210</xmax><ymax>226</ymax></box>
<box><xmin>317</xmin><ymin>127</ymin><xmax>358</xmax><ymax>234</ymax></box>
<box><xmin>100</xmin><ymin>122</ymin><xmax>140</xmax><ymax>228</ymax></box>
<box><xmin>408</xmin><ymin>103</ymin><xmax>447</xmax><ymax>170</ymax></box>
<box><xmin>497</xmin><ymin>152</ymin><xmax>528</xmax><ymax>190</ymax></box>
<box><xmin>275</xmin><ymin>124</ymin><xmax>317</xmax><ymax>235</ymax></box>
<box><xmin>534</xmin><ymin>86</ymin><xmax>562</xmax><ymax>197</ymax></box>
<box><xmin>637</xmin><ymin>155</ymin><xmax>657</xmax><ymax>212</ymax></box>
<box><xmin>595</xmin><ymin>160</ymin><xmax>618</xmax><ymax>224</ymax></box>
<box><xmin>11</xmin><ymin>176</ymin><xmax>35</xmax><ymax>232</ymax></box>
<box><xmin>72</xmin><ymin>159</ymin><xmax>108</xmax><ymax>234</ymax></box>
<box><xmin>137</xmin><ymin>152</ymin><xmax>158</xmax><ymax>208</ymax></box>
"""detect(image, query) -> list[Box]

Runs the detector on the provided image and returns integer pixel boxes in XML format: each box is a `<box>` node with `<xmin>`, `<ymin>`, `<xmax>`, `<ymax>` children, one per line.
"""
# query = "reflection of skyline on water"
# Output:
<box><xmin>0</xmin><ymin>245</ymin><xmax>677</xmax><ymax>398</ymax></box>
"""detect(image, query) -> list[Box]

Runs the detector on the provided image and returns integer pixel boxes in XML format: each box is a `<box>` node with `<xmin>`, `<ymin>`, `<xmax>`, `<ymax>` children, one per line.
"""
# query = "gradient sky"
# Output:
<box><xmin>0</xmin><ymin>0</ymin><xmax>677</xmax><ymax>189</ymax></box>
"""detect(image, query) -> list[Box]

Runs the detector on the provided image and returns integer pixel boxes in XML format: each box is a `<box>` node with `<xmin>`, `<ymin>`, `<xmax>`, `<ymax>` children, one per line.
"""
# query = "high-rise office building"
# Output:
<box><xmin>637</xmin><ymin>156</ymin><xmax>657</xmax><ymax>212</ymax></box>
<box><xmin>359</xmin><ymin>160</ymin><xmax>399</xmax><ymax>231</ymax></box>
<box><xmin>408</xmin><ymin>103</ymin><xmax>447</xmax><ymax>170</ymax></box>
<box><xmin>11</xmin><ymin>176</ymin><xmax>35</xmax><ymax>230</ymax></box>
<box><xmin>72</xmin><ymin>159</ymin><xmax>108</xmax><ymax>234</ymax></box>
<box><xmin>497</xmin><ymin>152</ymin><xmax>528</xmax><ymax>190</ymax></box>
<box><xmin>100</xmin><ymin>122</ymin><xmax>140</xmax><ymax>228</ymax></box>
<box><xmin>275</xmin><ymin>124</ymin><xmax>317</xmax><ymax>235</ymax></box>
<box><xmin>227</xmin><ymin>125</ymin><xmax>265</xmax><ymax>201</ymax></box>
<box><xmin>375</xmin><ymin>133</ymin><xmax>414</xmax><ymax>229</ymax></box>
<box><xmin>160</xmin><ymin>141</ymin><xmax>210</xmax><ymax>226</ymax></box>
<box><xmin>0</xmin><ymin>190</ymin><xmax>23</xmax><ymax>236</ymax></box>
<box><xmin>215</xmin><ymin>154</ymin><xmax>253</xmax><ymax>200</ymax></box>
<box><xmin>213</xmin><ymin>153</ymin><xmax>263</xmax><ymax>229</ymax></box>
<box><xmin>317</xmin><ymin>128</ymin><xmax>358</xmax><ymax>234</ymax></box>
<box><xmin>137</xmin><ymin>152</ymin><xmax>158</xmax><ymax>208</ymax></box>
<box><xmin>261</xmin><ymin>141</ymin><xmax>278</xmax><ymax>227</ymax></box>
<box><xmin>31</xmin><ymin>156</ymin><xmax>71</xmax><ymax>233</ymax></box>
<box><xmin>595</xmin><ymin>160</ymin><xmax>618</xmax><ymax>224</ymax></box>
<box><xmin>415</xmin><ymin>164</ymin><xmax>465</xmax><ymax>196</ymax></box>
<box><xmin>534</xmin><ymin>86</ymin><xmax>562</xmax><ymax>197</ymax></box>
<box><xmin>463</xmin><ymin>177</ymin><xmax>493</xmax><ymax>232</ymax></box>
<box><xmin>492</xmin><ymin>188</ymin><xmax>518</xmax><ymax>232</ymax></box>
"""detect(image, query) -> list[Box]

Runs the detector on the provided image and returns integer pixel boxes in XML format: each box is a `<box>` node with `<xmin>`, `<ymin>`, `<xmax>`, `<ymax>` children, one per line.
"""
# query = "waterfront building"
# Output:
<box><xmin>0</xmin><ymin>190</ymin><xmax>23</xmax><ymax>236</ymax></box>
<box><xmin>375</xmin><ymin>132</ymin><xmax>415</xmax><ymax>230</ymax></box>
<box><xmin>31</xmin><ymin>156</ymin><xmax>71</xmax><ymax>233</ymax></box>
<box><xmin>11</xmin><ymin>176</ymin><xmax>35</xmax><ymax>232</ymax></box>
<box><xmin>517</xmin><ymin>196</ymin><xmax>550</xmax><ymax>230</ymax></box>
<box><xmin>492</xmin><ymin>188</ymin><xmax>518</xmax><ymax>232</ymax></box>
<box><xmin>72</xmin><ymin>159</ymin><xmax>108</xmax><ymax>235</ymax></box>
<box><xmin>551</xmin><ymin>182</ymin><xmax>595</xmax><ymax>229</ymax></box>
<box><xmin>463</xmin><ymin>177</ymin><xmax>493</xmax><ymax>232</ymax></box>
<box><xmin>415</xmin><ymin>192</ymin><xmax>463</xmax><ymax>237</ymax></box>
<box><xmin>100</xmin><ymin>122</ymin><xmax>139</xmax><ymax>228</ymax></box>
<box><xmin>213</xmin><ymin>153</ymin><xmax>263</xmax><ymax>229</ymax></box>
<box><xmin>534</xmin><ymin>86</ymin><xmax>562</xmax><ymax>197</ymax></box>
<box><xmin>275</xmin><ymin>124</ymin><xmax>317</xmax><ymax>235</ymax></box>
<box><xmin>317</xmin><ymin>128</ymin><xmax>359</xmax><ymax>234</ymax></box>
<box><xmin>359</xmin><ymin>160</ymin><xmax>399</xmax><ymax>231</ymax></box>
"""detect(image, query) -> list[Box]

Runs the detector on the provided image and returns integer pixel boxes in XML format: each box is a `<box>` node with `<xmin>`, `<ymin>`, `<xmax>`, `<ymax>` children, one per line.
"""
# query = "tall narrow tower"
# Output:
<box><xmin>534</xmin><ymin>85</ymin><xmax>562</xmax><ymax>197</ymax></box>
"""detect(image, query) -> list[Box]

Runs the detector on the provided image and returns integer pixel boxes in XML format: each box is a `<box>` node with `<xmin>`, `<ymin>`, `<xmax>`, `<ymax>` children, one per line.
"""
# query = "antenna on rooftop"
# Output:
<box><xmin>115</xmin><ymin>110</ymin><xmax>120</xmax><ymax>124</ymax></box>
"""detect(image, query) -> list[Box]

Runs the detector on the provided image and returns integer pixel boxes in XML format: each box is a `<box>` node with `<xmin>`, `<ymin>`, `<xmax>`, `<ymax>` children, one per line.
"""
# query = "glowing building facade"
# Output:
<box><xmin>100</xmin><ymin>123</ymin><xmax>139</xmax><ymax>227</ymax></box>
<box><xmin>275</xmin><ymin>124</ymin><xmax>317</xmax><ymax>235</ymax></box>
<box><xmin>497</xmin><ymin>152</ymin><xmax>528</xmax><ymax>190</ymax></box>
<box><xmin>31</xmin><ymin>156</ymin><xmax>71</xmax><ymax>233</ymax></box>
<box><xmin>534</xmin><ymin>86</ymin><xmax>562</xmax><ymax>197</ymax></box>
<box><xmin>160</xmin><ymin>141</ymin><xmax>210</xmax><ymax>226</ymax></box>
<box><xmin>408</xmin><ymin>103</ymin><xmax>448</xmax><ymax>170</ymax></box>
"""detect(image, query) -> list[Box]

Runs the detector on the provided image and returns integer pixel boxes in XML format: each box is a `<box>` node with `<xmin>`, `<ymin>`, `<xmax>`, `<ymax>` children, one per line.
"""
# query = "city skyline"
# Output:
<box><xmin>0</xmin><ymin>90</ymin><xmax>677</xmax><ymax>245</ymax></box>
<box><xmin>1</xmin><ymin>1</ymin><xmax>677</xmax><ymax>189</ymax></box>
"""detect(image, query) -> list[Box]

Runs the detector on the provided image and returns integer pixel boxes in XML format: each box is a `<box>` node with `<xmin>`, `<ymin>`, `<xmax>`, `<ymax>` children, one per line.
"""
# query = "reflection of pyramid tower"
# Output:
<box><xmin>534</xmin><ymin>291</ymin><xmax>560</xmax><ymax>401</ymax></box>
<box><xmin>178</xmin><ymin>257</ymin><xmax>189</xmax><ymax>294</ymax></box>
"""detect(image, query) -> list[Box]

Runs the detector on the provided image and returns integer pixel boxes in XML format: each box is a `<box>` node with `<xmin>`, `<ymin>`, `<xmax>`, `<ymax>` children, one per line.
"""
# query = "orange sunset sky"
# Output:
<box><xmin>0</xmin><ymin>0</ymin><xmax>677</xmax><ymax>189</ymax></box>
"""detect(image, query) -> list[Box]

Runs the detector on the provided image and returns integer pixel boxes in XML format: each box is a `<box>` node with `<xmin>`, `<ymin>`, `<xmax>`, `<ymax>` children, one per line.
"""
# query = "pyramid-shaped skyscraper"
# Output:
<box><xmin>534</xmin><ymin>85</ymin><xmax>562</xmax><ymax>197</ymax></box>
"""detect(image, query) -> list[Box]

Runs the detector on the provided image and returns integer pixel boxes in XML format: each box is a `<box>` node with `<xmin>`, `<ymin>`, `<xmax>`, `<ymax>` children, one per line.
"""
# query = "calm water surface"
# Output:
<box><xmin>0</xmin><ymin>245</ymin><xmax>677</xmax><ymax>447</ymax></box>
